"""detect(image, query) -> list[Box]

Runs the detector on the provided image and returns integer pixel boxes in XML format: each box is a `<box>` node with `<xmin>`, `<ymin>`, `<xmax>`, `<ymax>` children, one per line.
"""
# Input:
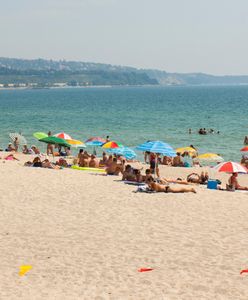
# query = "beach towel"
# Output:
<box><xmin>134</xmin><ymin>186</ymin><xmax>156</xmax><ymax>193</ymax></box>
<box><xmin>124</xmin><ymin>181</ymin><xmax>145</xmax><ymax>186</ymax></box>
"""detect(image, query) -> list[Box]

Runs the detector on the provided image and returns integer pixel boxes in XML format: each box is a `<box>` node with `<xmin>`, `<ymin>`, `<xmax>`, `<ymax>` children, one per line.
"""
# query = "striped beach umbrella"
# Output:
<box><xmin>136</xmin><ymin>140</ymin><xmax>176</xmax><ymax>157</ymax></box>
<box><xmin>85</xmin><ymin>137</ymin><xmax>106</xmax><ymax>146</ymax></box>
<box><xmin>54</xmin><ymin>132</ymin><xmax>72</xmax><ymax>140</ymax></box>
<box><xmin>213</xmin><ymin>161</ymin><xmax>248</xmax><ymax>173</ymax></box>
<box><xmin>107</xmin><ymin>147</ymin><xmax>137</xmax><ymax>160</ymax></box>
<box><xmin>102</xmin><ymin>141</ymin><xmax>123</xmax><ymax>149</ymax></box>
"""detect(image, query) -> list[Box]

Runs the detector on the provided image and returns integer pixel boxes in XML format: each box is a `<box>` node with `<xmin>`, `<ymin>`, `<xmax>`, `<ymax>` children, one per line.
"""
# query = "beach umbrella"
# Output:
<box><xmin>38</xmin><ymin>136</ymin><xmax>71</xmax><ymax>148</ymax></box>
<box><xmin>85</xmin><ymin>137</ymin><xmax>106</xmax><ymax>146</ymax></box>
<box><xmin>33</xmin><ymin>132</ymin><xmax>48</xmax><ymax>140</ymax></box>
<box><xmin>54</xmin><ymin>132</ymin><xmax>72</xmax><ymax>140</ymax></box>
<box><xmin>136</xmin><ymin>140</ymin><xmax>176</xmax><ymax>157</ymax></box>
<box><xmin>102</xmin><ymin>141</ymin><xmax>123</xmax><ymax>149</ymax></box>
<box><xmin>66</xmin><ymin>139</ymin><xmax>86</xmax><ymax>148</ymax></box>
<box><xmin>197</xmin><ymin>153</ymin><xmax>224</xmax><ymax>162</ymax></box>
<box><xmin>106</xmin><ymin>147</ymin><xmax>137</xmax><ymax>160</ymax></box>
<box><xmin>213</xmin><ymin>161</ymin><xmax>248</xmax><ymax>174</ymax></box>
<box><xmin>240</xmin><ymin>146</ymin><xmax>248</xmax><ymax>152</ymax></box>
<box><xmin>9</xmin><ymin>132</ymin><xmax>27</xmax><ymax>145</ymax></box>
<box><xmin>176</xmin><ymin>146</ymin><xmax>197</xmax><ymax>155</ymax></box>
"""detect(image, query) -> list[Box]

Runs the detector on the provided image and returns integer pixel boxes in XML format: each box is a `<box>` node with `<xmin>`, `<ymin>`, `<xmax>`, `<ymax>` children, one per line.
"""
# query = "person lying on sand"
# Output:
<box><xmin>227</xmin><ymin>172</ymin><xmax>248</xmax><ymax>191</ymax></box>
<box><xmin>4</xmin><ymin>154</ymin><xmax>19</xmax><ymax>161</ymax></box>
<box><xmin>159</xmin><ymin>177</ymin><xmax>190</xmax><ymax>185</ymax></box>
<box><xmin>56</xmin><ymin>158</ymin><xmax>69</xmax><ymax>168</ymax></box>
<box><xmin>42</xmin><ymin>159</ymin><xmax>60</xmax><ymax>169</ymax></box>
<box><xmin>187</xmin><ymin>172</ymin><xmax>209</xmax><ymax>184</ymax></box>
<box><xmin>147</xmin><ymin>177</ymin><xmax>196</xmax><ymax>193</ymax></box>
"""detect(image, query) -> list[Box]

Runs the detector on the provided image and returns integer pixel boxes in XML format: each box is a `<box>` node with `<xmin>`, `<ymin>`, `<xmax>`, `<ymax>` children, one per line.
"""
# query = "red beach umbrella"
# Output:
<box><xmin>54</xmin><ymin>132</ymin><xmax>72</xmax><ymax>140</ymax></box>
<box><xmin>213</xmin><ymin>161</ymin><xmax>248</xmax><ymax>173</ymax></box>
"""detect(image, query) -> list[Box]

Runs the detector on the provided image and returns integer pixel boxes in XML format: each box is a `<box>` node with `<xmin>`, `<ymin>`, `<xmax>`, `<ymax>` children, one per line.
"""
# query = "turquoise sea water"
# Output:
<box><xmin>0</xmin><ymin>85</ymin><xmax>247</xmax><ymax>161</ymax></box>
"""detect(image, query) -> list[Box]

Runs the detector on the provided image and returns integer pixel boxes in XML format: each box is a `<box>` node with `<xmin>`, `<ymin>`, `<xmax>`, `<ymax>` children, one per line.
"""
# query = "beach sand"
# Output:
<box><xmin>1</xmin><ymin>153</ymin><xmax>248</xmax><ymax>299</ymax></box>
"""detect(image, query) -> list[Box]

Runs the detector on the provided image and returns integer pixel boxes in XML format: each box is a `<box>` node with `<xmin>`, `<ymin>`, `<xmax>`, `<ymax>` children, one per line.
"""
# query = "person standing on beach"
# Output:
<box><xmin>47</xmin><ymin>131</ymin><xmax>54</xmax><ymax>155</ymax></box>
<box><xmin>13</xmin><ymin>137</ymin><xmax>19</xmax><ymax>151</ymax></box>
<box><xmin>106</xmin><ymin>135</ymin><xmax>110</xmax><ymax>142</ymax></box>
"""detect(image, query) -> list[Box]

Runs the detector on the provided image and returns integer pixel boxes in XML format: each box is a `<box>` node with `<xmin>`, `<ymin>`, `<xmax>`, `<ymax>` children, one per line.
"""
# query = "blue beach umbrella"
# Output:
<box><xmin>136</xmin><ymin>140</ymin><xmax>176</xmax><ymax>157</ymax></box>
<box><xmin>86</xmin><ymin>140</ymin><xmax>104</xmax><ymax>146</ymax></box>
<box><xmin>106</xmin><ymin>147</ymin><xmax>137</xmax><ymax>160</ymax></box>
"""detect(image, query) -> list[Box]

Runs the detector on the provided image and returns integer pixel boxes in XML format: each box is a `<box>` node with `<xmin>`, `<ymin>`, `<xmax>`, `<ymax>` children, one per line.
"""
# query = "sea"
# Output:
<box><xmin>0</xmin><ymin>85</ymin><xmax>247</xmax><ymax>161</ymax></box>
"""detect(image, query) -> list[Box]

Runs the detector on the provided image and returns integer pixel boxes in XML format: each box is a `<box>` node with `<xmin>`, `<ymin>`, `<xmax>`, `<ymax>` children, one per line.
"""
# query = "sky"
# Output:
<box><xmin>1</xmin><ymin>0</ymin><xmax>248</xmax><ymax>75</ymax></box>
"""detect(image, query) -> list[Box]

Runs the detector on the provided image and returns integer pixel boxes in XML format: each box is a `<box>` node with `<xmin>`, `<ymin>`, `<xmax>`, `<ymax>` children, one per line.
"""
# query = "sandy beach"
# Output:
<box><xmin>1</xmin><ymin>154</ymin><xmax>248</xmax><ymax>299</ymax></box>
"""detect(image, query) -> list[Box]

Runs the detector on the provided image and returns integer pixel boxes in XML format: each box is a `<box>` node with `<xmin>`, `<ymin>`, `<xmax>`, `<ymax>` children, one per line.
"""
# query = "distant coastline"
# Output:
<box><xmin>2</xmin><ymin>57</ymin><xmax>248</xmax><ymax>87</ymax></box>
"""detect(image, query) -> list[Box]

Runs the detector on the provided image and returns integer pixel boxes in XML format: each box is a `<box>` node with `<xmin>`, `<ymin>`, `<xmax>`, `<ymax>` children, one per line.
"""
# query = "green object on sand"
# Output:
<box><xmin>33</xmin><ymin>132</ymin><xmax>48</xmax><ymax>140</ymax></box>
<box><xmin>39</xmin><ymin>136</ymin><xmax>71</xmax><ymax>147</ymax></box>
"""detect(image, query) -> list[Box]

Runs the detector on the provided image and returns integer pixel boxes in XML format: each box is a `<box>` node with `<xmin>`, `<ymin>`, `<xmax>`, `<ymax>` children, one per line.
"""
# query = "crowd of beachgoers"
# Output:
<box><xmin>2</xmin><ymin>130</ymin><xmax>248</xmax><ymax>195</ymax></box>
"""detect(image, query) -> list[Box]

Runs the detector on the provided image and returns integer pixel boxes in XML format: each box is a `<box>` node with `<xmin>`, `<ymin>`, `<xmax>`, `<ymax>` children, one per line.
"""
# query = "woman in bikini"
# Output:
<box><xmin>147</xmin><ymin>177</ymin><xmax>196</xmax><ymax>193</ymax></box>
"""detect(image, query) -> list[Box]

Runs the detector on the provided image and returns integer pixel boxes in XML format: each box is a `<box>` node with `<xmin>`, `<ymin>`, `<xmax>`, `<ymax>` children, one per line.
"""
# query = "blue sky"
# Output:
<box><xmin>1</xmin><ymin>0</ymin><xmax>248</xmax><ymax>75</ymax></box>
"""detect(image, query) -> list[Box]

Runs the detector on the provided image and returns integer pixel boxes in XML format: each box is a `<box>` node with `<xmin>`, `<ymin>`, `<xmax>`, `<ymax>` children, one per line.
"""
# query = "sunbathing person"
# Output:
<box><xmin>42</xmin><ymin>159</ymin><xmax>60</xmax><ymax>169</ymax></box>
<box><xmin>147</xmin><ymin>177</ymin><xmax>196</xmax><ymax>193</ymax></box>
<box><xmin>99</xmin><ymin>152</ymin><xmax>108</xmax><ymax>166</ymax></box>
<box><xmin>227</xmin><ymin>173</ymin><xmax>248</xmax><ymax>191</ymax></box>
<box><xmin>6</xmin><ymin>143</ymin><xmax>15</xmax><ymax>152</ymax></box>
<box><xmin>31</xmin><ymin>145</ymin><xmax>40</xmax><ymax>155</ymax></box>
<box><xmin>4</xmin><ymin>154</ymin><xmax>19</xmax><ymax>161</ymax></box>
<box><xmin>172</xmin><ymin>153</ymin><xmax>184</xmax><ymax>167</ymax></box>
<box><xmin>22</xmin><ymin>144</ymin><xmax>29</xmax><ymax>154</ymax></box>
<box><xmin>142</xmin><ymin>169</ymin><xmax>154</xmax><ymax>183</ymax></box>
<box><xmin>32</xmin><ymin>157</ymin><xmax>42</xmax><ymax>167</ymax></box>
<box><xmin>159</xmin><ymin>177</ymin><xmax>190</xmax><ymax>185</ymax></box>
<box><xmin>162</xmin><ymin>156</ymin><xmax>172</xmax><ymax>166</ymax></box>
<box><xmin>122</xmin><ymin>165</ymin><xmax>136</xmax><ymax>181</ymax></box>
<box><xmin>106</xmin><ymin>155</ymin><xmax>113</xmax><ymax>167</ymax></box>
<box><xmin>106</xmin><ymin>157</ymin><xmax>122</xmax><ymax>175</ymax></box>
<box><xmin>187</xmin><ymin>172</ymin><xmax>209</xmax><ymax>184</ymax></box>
<box><xmin>89</xmin><ymin>155</ymin><xmax>99</xmax><ymax>168</ymax></box>
<box><xmin>56</xmin><ymin>158</ymin><xmax>69</xmax><ymax>168</ymax></box>
<box><xmin>79</xmin><ymin>150</ymin><xmax>90</xmax><ymax>167</ymax></box>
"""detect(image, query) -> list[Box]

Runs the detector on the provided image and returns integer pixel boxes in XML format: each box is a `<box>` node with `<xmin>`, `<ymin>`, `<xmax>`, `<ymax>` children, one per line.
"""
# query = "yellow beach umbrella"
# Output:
<box><xmin>197</xmin><ymin>153</ymin><xmax>223</xmax><ymax>161</ymax></box>
<box><xmin>176</xmin><ymin>146</ymin><xmax>197</xmax><ymax>155</ymax></box>
<box><xmin>66</xmin><ymin>139</ymin><xmax>86</xmax><ymax>148</ymax></box>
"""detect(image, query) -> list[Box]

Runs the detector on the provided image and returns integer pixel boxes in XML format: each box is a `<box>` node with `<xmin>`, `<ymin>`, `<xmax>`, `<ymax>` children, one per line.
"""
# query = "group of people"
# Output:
<box><xmin>144</xmin><ymin>146</ymin><xmax>199</xmax><ymax>171</ymax></box>
<box><xmin>196</xmin><ymin>128</ymin><xmax>220</xmax><ymax>135</ymax></box>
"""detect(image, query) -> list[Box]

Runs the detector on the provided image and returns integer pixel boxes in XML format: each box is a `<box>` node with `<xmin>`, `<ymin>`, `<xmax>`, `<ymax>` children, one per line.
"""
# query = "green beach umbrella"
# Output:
<box><xmin>33</xmin><ymin>132</ymin><xmax>48</xmax><ymax>139</ymax></box>
<box><xmin>38</xmin><ymin>136</ymin><xmax>71</xmax><ymax>147</ymax></box>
